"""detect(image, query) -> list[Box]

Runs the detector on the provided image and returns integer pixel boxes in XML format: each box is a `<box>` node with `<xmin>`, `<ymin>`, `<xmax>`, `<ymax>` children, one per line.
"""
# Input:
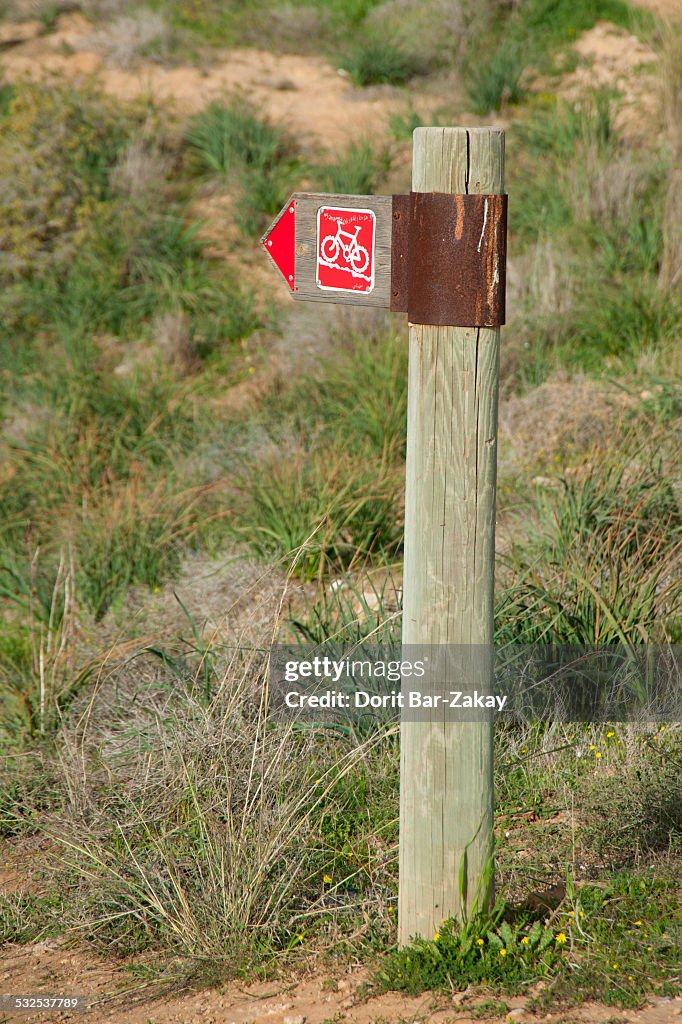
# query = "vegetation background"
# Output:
<box><xmin>0</xmin><ymin>0</ymin><xmax>680</xmax><ymax>1020</ymax></box>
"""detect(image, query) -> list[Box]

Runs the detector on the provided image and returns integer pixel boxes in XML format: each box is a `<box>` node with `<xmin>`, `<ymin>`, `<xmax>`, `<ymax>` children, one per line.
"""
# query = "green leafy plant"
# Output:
<box><xmin>376</xmin><ymin>905</ymin><xmax>557</xmax><ymax>995</ymax></box>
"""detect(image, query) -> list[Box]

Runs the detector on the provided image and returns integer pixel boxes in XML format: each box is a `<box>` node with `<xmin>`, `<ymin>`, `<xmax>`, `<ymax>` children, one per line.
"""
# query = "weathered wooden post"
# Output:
<box><xmin>261</xmin><ymin>125</ymin><xmax>506</xmax><ymax>946</ymax></box>
<box><xmin>398</xmin><ymin>128</ymin><xmax>504</xmax><ymax>943</ymax></box>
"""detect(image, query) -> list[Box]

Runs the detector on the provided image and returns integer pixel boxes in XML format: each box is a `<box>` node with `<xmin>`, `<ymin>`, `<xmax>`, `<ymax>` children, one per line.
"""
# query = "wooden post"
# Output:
<box><xmin>398</xmin><ymin>127</ymin><xmax>504</xmax><ymax>944</ymax></box>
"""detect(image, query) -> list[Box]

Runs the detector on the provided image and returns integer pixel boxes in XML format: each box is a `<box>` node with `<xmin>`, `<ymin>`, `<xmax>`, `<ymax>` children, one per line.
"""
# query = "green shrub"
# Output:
<box><xmin>343</xmin><ymin>37</ymin><xmax>423</xmax><ymax>87</ymax></box>
<box><xmin>467</xmin><ymin>45</ymin><xmax>526</xmax><ymax>114</ymax></box>
<box><xmin>317</xmin><ymin>140</ymin><xmax>390</xmax><ymax>196</ymax></box>
<box><xmin>186</xmin><ymin>102</ymin><xmax>285</xmax><ymax>177</ymax></box>
<box><xmin>497</xmin><ymin>454</ymin><xmax>682</xmax><ymax>644</ymax></box>
<box><xmin>186</xmin><ymin>102</ymin><xmax>300</xmax><ymax>231</ymax></box>
<box><xmin>0</xmin><ymin>85</ymin><xmax>128</xmax><ymax>280</ymax></box>
<box><xmin>233</xmin><ymin>445</ymin><xmax>403</xmax><ymax>579</ymax></box>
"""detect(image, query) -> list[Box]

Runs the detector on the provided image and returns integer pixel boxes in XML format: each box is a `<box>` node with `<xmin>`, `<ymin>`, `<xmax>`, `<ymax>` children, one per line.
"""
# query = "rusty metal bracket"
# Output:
<box><xmin>390</xmin><ymin>192</ymin><xmax>507</xmax><ymax>328</ymax></box>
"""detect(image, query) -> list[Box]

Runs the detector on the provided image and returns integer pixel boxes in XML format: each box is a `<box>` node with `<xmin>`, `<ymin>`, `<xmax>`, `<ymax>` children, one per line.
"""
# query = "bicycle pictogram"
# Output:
<box><xmin>320</xmin><ymin>221</ymin><xmax>370</xmax><ymax>277</ymax></box>
<box><xmin>316</xmin><ymin>206</ymin><xmax>375</xmax><ymax>293</ymax></box>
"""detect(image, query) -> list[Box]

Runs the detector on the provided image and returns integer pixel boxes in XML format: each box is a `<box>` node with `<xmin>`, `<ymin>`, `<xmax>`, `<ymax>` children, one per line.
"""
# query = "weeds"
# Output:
<box><xmin>466</xmin><ymin>0</ymin><xmax>652</xmax><ymax>113</ymax></box>
<box><xmin>343</xmin><ymin>37</ymin><xmax>422</xmax><ymax>87</ymax></box>
<box><xmin>232</xmin><ymin>444</ymin><xmax>403</xmax><ymax>580</ymax></box>
<box><xmin>186</xmin><ymin>102</ymin><xmax>300</xmax><ymax>232</ymax></box>
<box><xmin>0</xmin><ymin>555</ymin><xmax>96</xmax><ymax>747</ymax></box>
<box><xmin>507</xmin><ymin>94</ymin><xmax>680</xmax><ymax>381</ymax></box>
<box><xmin>380</xmin><ymin>869</ymin><xmax>680</xmax><ymax>1008</ymax></box>
<box><xmin>37</xmin><ymin>644</ymin><xmax>399</xmax><ymax>964</ymax></box>
<box><xmin>290</xmin><ymin>330</ymin><xmax>407</xmax><ymax>459</ymax></box>
<box><xmin>316</xmin><ymin>141</ymin><xmax>390</xmax><ymax>196</ymax></box>
<box><xmin>468</xmin><ymin>45</ymin><xmax>526</xmax><ymax>114</ymax></box>
<box><xmin>497</xmin><ymin>451</ymin><xmax>681</xmax><ymax>644</ymax></box>
<box><xmin>0</xmin><ymin>85</ymin><xmax>128</xmax><ymax>280</ymax></box>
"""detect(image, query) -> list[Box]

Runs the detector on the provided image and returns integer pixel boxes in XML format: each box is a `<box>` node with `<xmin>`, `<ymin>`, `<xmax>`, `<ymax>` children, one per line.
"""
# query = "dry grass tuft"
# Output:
<box><xmin>109</xmin><ymin>136</ymin><xmax>170</xmax><ymax>199</ymax></box>
<box><xmin>81</xmin><ymin>9</ymin><xmax>170</xmax><ymax>67</ymax></box>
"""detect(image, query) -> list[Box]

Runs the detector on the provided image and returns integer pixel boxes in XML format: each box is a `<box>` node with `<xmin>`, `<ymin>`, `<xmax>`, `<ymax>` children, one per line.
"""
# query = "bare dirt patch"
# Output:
<box><xmin>499</xmin><ymin>371</ymin><xmax>635</xmax><ymax>469</ymax></box>
<box><xmin>559</xmin><ymin>21</ymin><xmax>661</xmax><ymax>141</ymax></box>
<box><xmin>0</xmin><ymin>946</ymin><xmax>680</xmax><ymax>1024</ymax></box>
<box><xmin>0</xmin><ymin>14</ymin><xmax>404</xmax><ymax>154</ymax></box>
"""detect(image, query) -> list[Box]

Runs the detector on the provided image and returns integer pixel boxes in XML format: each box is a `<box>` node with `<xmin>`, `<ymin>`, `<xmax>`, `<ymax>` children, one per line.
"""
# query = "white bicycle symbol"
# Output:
<box><xmin>320</xmin><ymin>222</ymin><xmax>370</xmax><ymax>275</ymax></box>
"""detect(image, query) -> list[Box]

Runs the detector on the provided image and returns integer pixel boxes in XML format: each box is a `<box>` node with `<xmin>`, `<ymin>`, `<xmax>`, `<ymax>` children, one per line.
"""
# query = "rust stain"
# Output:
<box><xmin>454</xmin><ymin>195</ymin><xmax>465</xmax><ymax>241</ymax></box>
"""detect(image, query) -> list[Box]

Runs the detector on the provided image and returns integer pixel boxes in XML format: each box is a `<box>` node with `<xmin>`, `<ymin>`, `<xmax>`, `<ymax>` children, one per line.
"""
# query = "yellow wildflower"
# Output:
<box><xmin>323</xmin><ymin>875</ymin><xmax>332</xmax><ymax>883</ymax></box>
<box><xmin>499</xmin><ymin>948</ymin><xmax>507</xmax><ymax>957</ymax></box>
<box><xmin>555</xmin><ymin>932</ymin><xmax>567</xmax><ymax>945</ymax></box>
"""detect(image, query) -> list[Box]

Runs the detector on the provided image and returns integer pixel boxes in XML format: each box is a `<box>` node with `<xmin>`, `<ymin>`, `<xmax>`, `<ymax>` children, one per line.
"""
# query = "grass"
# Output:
<box><xmin>0</xmin><ymin>83</ymin><xmax>261</xmax><ymax>625</ymax></box>
<box><xmin>342</xmin><ymin>37</ymin><xmax>423</xmax><ymax>87</ymax></box>
<box><xmin>315</xmin><ymin>141</ymin><xmax>391</xmax><ymax>197</ymax></box>
<box><xmin>186</xmin><ymin>101</ymin><xmax>301</xmax><ymax>233</ymax></box>
<box><xmin>497</xmin><ymin>448</ymin><xmax>682</xmax><ymax>645</ymax></box>
<box><xmin>505</xmin><ymin>94</ymin><xmax>681</xmax><ymax>384</ymax></box>
<box><xmin>186</xmin><ymin>104</ymin><xmax>391</xmax><ymax>230</ymax></box>
<box><xmin>231</xmin><ymin>444</ymin><xmax>403</xmax><ymax>580</ymax></box>
<box><xmin>468</xmin><ymin>45</ymin><xmax>527</xmax><ymax>115</ymax></box>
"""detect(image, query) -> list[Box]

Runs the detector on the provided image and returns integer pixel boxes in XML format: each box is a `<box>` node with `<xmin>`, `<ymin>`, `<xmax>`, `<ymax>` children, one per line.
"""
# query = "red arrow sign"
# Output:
<box><xmin>262</xmin><ymin>198</ymin><xmax>296</xmax><ymax>291</ymax></box>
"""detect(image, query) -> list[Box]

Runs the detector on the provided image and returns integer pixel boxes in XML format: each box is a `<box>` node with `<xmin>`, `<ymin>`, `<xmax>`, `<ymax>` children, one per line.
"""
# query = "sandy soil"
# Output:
<box><xmin>559</xmin><ymin>20</ymin><xmax>662</xmax><ymax>141</ymax></box>
<box><xmin>0</xmin><ymin>13</ymin><xmax>404</xmax><ymax>154</ymax></box>
<box><xmin>1</xmin><ymin>934</ymin><xmax>681</xmax><ymax>1024</ymax></box>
